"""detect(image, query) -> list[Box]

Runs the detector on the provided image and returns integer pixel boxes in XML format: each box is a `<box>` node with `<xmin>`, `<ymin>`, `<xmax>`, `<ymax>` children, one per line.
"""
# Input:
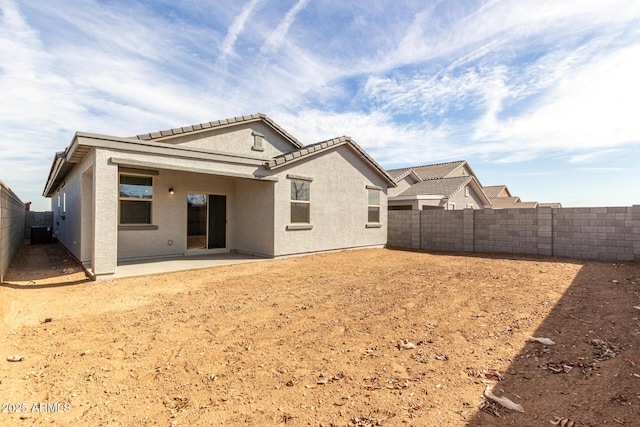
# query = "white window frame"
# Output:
<box><xmin>288</xmin><ymin>175</ymin><xmax>312</xmax><ymax>225</ymax></box>
<box><xmin>367</xmin><ymin>187</ymin><xmax>381</xmax><ymax>224</ymax></box>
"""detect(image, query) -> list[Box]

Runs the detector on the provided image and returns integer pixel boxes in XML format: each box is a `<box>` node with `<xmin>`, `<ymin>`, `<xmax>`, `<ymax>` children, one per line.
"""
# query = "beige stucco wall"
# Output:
<box><xmin>389</xmin><ymin>198</ymin><xmax>445</xmax><ymax>210</ymax></box>
<box><xmin>92</xmin><ymin>149</ymin><xmax>119</xmax><ymax>277</ymax></box>
<box><xmin>166</xmin><ymin>122</ymin><xmax>297</xmax><ymax>160</ymax></box>
<box><xmin>52</xmin><ymin>150</ymin><xmax>95</xmax><ymax>262</ymax></box>
<box><xmin>447</xmin><ymin>185</ymin><xmax>486</xmax><ymax>209</ymax></box>
<box><xmin>271</xmin><ymin>145</ymin><xmax>388</xmax><ymax>256</ymax></box>
<box><xmin>235</xmin><ymin>179</ymin><xmax>275</xmax><ymax>257</ymax></box>
<box><xmin>117</xmin><ymin>169</ymin><xmax>242</xmax><ymax>260</ymax></box>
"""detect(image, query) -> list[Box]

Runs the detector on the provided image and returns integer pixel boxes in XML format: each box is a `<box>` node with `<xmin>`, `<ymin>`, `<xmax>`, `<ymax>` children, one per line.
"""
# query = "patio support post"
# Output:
<box><xmin>92</xmin><ymin>149</ymin><xmax>118</xmax><ymax>279</ymax></box>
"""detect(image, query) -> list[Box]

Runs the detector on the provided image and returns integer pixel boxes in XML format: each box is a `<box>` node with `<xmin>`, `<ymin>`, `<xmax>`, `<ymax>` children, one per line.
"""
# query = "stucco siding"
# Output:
<box><xmin>272</xmin><ymin>145</ymin><xmax>388</xmax><ymax>256</ymax></box>
<box><xmin>166</xmin><ymin>122</ymin><xmax>296</xmax><ymax>159</ymax></box>
<box><xmin>117</xmin><ymin>169</ymin><xmax>239</xmax><ymax>260</ymax></box>
<box><xmin>93</xmin><ymin>149</ymin><xmax>119</xmax><ymax>276</ymax></box>
<box><xmin>447</xmin><ymin>185</ymin><xmax>485</xmax><ymax>209</ymax></box>
<box><xmin>51</xmin><ymin>150</ymin><xmax>94</xmax><ymax>261</ymax></box>
<box><xmin>235</xmin><ymin>179</ymin><xmax>275</xmax><ymax>257</ymax></box>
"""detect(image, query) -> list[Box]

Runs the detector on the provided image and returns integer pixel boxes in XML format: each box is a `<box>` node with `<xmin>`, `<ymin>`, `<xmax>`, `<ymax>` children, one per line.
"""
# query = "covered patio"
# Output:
<box><xmin>114</xmin><ymin>251</ymin><xmax>271</xmax><ymax>279</ymax></box>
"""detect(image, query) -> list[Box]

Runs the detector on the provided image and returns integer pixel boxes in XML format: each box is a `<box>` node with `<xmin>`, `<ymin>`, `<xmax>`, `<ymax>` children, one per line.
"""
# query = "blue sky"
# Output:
<box><xmin>1</xmin><ymin>0</ymin><xmax>639</xmax><ymax>210</ymax></box>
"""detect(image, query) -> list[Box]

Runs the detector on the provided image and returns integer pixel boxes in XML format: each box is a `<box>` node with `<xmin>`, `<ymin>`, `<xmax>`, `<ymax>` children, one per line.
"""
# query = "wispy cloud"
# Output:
<box><xmin>219</xmin><ymin>0</ymin><xmax>263</xmax><ymax>62</ymax></box>
<box><xmin>259</xmin><ymin>0</ymin><xmax>309</xmax><ymax>56</ymax></box>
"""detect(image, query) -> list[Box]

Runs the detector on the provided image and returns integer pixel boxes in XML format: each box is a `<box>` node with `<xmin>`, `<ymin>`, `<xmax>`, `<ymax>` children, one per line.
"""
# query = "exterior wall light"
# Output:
<box><xmin>169</xmin><ymin>188</ymin><xmax>175</xmax><ymax>195</ymax></box>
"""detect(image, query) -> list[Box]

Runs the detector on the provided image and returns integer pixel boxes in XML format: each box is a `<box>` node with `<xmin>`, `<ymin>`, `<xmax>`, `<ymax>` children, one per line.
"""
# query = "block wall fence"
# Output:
<box><xmin>0</xmin><ymin>180</ymin><xmax>26</xmax><ymax>282</ymax></box>
<box><xmin>388</xmin><ymin>206</ymin><xmax>640</xmax><ymax>261</ymax></box>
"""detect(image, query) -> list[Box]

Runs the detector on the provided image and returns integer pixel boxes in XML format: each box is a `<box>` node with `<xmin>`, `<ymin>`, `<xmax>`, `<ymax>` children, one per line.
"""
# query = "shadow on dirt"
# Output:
<box><xmin>0</xmin><ymin>278</ymin><xmax>92</xmax><ymax>289</ymax></box>
<box><xmin>1</xmin><ymin>243</ymin><xmax>89</xmax><ymax>284</ymax></box>
<box><xmin>465</xmin><ymin>260</ymin><xmax>640</xmax><ymax>426</ymax></box>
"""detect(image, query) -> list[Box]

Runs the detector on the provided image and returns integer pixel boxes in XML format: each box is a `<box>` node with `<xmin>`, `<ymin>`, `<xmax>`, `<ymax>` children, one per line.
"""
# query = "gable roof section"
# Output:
<box><xmin>386</xmin><ymin>167</ymin><xmax>413</xmax><ymax>181</ymax></box>
<box><xmin>483</xmin><ymin>185</ymin><xmax>511</xmax><ymax>200</ymax></box>
<box><xmin>410</xmin><ymin>160</ymin><xmax>468</xmax><ymax>180</ymax></box>
<box><xmin>387</xmin><ymin>160</ymin><xmax>480</xmax><ymax>183</ymax></box>
<box><xmin>486</xmin><ymin>196</ymin><xmax>522</xmax><ymax>208</ymax></box>
<box><xmin>384</xmin><ymin>167</ymin><xmax>422</xmax><ymax>183</ymax></box>
<box><xmin>395</xmin><ymin>175</ymin><xmax>492</xmax><ymax>206</ymax></box>
<box><xmin>399</xmin><ymin>175</ymin><xmax>470</xmax><ymax>197</ymax></box>
<box><xmin>134</xmin><ymin>113</ymin><xmax>304</xmax><ymax>149</ymax></box>
<box><xmin>265</xmin><ymin>136</ymin><xmax>396</xmax><ymax>187</ymax></box>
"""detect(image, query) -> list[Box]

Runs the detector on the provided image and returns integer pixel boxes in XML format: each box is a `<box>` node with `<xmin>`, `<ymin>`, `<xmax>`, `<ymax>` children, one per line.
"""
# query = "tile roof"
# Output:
<box><xmin>398</xmin><ymin>176</ymin><xmax>474</xmax><ymax>197</ymax></box>
<box><xmin>386</xmin><ymin>167</ymin><xmax>414</xmax><ymax>181</ymax></box>
<box><xmin>387</xmin><ymin>160</ymin><xmax>474</xmax><ymax>182</ymax></box>
<box><xmin>134</xmin><ymin>113</ymin><xmax>304</xmax><ymax>148</ymax></box>
<box><xmin>265</xmin><ymin>136</ymin><xmax>396</xmax><ymax>187</ymax></box>
<box><xmin>483</xmin><ymin>185</ymin><xmax>509</xmax><ymax>200</ymax></box>
<box><xmin>410</xmin><ymin>160</ymin><xmax>467</xmax><ymax>180</ymax></box>
<box><xmin>517</xmin><ymin>202</ymin><xmax>540</xmax><ymax>208</ymax></box>
<box><xmin>487</xmin><ymin>197</ymin><xmax>522</xmax><ymax>208</ymax></box>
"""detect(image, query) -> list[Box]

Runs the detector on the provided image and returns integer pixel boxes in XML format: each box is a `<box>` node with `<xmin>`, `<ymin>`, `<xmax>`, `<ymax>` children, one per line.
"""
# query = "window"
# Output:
<box><xmin>447</xmin><ymin>203</ymin><xmax>456</xmax><ymax>210</ymax></box>
<box><xmin>465</xmin><ymin>186</ymin><xmax>470</xmax><ymax>197</ymax></box>
<box><xmin>290</xmin><ymin>179</ymin><xmax>310</xmax><ymax>223</ymax></box>
<box><xmin>119</xmin><ymin>174</ymin><xmax>153</xmax><ymax>224</ymax></box>
<box><xmin>368</xmin><ymin>188</ymin><xmax>380</xmax><ymax>223</ymax></box>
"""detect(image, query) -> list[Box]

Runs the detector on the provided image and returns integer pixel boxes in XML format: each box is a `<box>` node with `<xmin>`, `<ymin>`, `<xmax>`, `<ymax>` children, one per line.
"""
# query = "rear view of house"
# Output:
<box><xmin>43</xmin><ymin>114</ymin><xmax>395</xmax><ymax>280</ymax></box>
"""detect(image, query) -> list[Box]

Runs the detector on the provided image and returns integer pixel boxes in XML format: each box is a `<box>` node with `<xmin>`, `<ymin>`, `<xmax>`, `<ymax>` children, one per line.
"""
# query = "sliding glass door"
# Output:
<box><xmin>187</xmin><ymin>194</ymin><xmax>226</xmax><ymax>250</ymax></box>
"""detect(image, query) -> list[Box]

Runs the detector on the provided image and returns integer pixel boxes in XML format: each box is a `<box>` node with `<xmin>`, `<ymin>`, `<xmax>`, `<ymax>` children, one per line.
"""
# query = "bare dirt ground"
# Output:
<box><xmin>0</xmin><ymin>243</ymin><xmax>639</xmax><ymax>427</ymax></box>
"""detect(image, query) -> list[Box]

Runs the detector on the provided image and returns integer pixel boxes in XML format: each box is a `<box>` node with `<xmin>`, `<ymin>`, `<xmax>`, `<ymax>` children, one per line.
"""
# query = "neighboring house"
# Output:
<box><xmin>487</xmin><ymin>196</ymin><xmax>538</xmax><ymax>209</ymax></box>
<box><xmin>387</xmin><ymin>161</ymin><xmax>490</xmax><ymax>210</ymax></box>
<box><xmin>43</xmin><ymin>113</ymin><xmax>396</xmax><ymax>280</ymax></box>
<box><xmin>483</xmin><ymin>184</ymin><xmax>560</xmax><ymax>209</ymax></box>
<box><xmin>482</xmin><ymin>185</ymin><xmax>511</xmax><ymax>200</ymax></box>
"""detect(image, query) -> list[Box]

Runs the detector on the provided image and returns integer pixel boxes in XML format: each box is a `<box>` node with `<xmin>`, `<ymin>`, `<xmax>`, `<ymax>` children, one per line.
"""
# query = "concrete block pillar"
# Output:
<box><xmin>92</xmin><ymin>149</ymin><xmax>118</xmax><ymax>279</ymax></box>
<box><xmin>537</xmin><ymin>207</ymin><xmax>553</xmax><ymax>256</ymax></box>
<box><xmin>412</xmin><ymin>211</ymin><xmax>421</xmax><ymax>250</ymax></box>
<box><xmin>463</xmin><ymin>209</ymin><xmax>474</xmax><ymax>252</ymax></box>
<box><xmin>633</xmin><ymin>205</ymin><xmax>640</xmax><ymax>260</ymax></box>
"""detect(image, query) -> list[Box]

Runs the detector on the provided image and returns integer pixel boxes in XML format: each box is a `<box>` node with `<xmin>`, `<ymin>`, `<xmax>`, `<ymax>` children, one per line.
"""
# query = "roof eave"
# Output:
<box><xmin>266</xmin><ymin>136</ymin><xmax>397</xmax><ymax>188</ymax></box>
<box><xmin>135</xmin><ymin>113</ymin><xmax>305</xmax><ymax>149</ymax></box>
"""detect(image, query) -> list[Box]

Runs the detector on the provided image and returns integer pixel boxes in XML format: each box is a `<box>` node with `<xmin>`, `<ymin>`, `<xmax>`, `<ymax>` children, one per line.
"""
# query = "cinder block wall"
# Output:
<box><xmin>421</xmin><ymin>210</ymin><xmax>466</xmax><ymax>252</ymax></box>
<box><xmin>553</xmin><ymin>207</ymin><xmax>640</xmax><ymax>261</ymax></box>
<box><xmin>388</xmin><ymin>206</ymin><xmax>640</xmax><ymax>261</ymax></box>
<box><xmin>0</xmin><ymin>180</ymin><xmax>26</xmax><ymax>282</ymax></box>
<box><xmin>388</xmin><ymin>211</ymin><xmax>420</xmax><ymax>249</ymax></box>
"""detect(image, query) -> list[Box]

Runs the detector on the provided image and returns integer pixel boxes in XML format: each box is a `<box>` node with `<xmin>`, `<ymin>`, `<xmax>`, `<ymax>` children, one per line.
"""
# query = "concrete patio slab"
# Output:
<box><xmin>114</xmin><ymin>252</ymin><xmax>270</xmax><ymax>279</ymax></box>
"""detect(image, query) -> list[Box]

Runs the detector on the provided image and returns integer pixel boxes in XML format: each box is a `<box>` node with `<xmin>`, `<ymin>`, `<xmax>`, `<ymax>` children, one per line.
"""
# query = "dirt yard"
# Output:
<box><xmin>1</xmin><ymin>244</ymin><xmax>639</xmax><ymax>426</ymax></box>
